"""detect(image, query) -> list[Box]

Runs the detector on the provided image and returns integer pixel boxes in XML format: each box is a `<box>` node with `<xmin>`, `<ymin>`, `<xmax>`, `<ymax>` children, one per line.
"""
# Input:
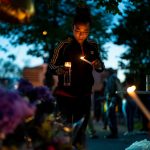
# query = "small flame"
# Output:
<box><xmin>127</xmin><ymin>85</ymin><xmax>136</xmax><ymax>93</ymax></box>
<box><xmin>80</xmin><ymin>56</ymin><xmax>85</xmax><ymax>60</ymax></box>
<box><xmin>64</xmin><ymin>62</ymin><xmax>71</xmax><ymax>67</ymax></box>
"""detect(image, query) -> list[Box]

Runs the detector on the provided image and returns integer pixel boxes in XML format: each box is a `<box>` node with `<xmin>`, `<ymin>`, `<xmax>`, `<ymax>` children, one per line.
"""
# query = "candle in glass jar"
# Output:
<box><xmin>64</xmin><ymin>62</ymin><xmax>71</xmax><ymax>68</ymax></box>
<box><xmin>64</xmin><ymin>62</ymin><xmax>71</xmax><ymax>86</ymax></box>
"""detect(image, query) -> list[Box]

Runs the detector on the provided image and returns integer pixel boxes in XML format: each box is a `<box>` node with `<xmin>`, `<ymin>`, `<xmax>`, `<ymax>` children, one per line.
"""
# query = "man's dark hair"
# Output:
<box><xmin>73</xmin><ymin>5</ymin><xmax>92</xmax><ymax>26</ymax></box>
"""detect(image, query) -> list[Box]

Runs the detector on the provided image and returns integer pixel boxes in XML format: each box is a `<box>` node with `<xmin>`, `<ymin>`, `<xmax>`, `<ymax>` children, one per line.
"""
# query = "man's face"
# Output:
<box><xmin>73</xmin><ymin>23</ymin><xmax>90</xmax><ymax>45</ymax></box>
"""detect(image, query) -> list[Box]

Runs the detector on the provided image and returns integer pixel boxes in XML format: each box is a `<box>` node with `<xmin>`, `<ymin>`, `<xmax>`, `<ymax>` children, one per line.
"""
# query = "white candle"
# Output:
<box><xmin>127</xmin><ymin>86</ymin><xmax>150</xmax><ymax>121</ymax></box>
<box><xmin>80</xmin><ymin>56</ymin><xmax>92</xmax><ymax>65</ymax></box>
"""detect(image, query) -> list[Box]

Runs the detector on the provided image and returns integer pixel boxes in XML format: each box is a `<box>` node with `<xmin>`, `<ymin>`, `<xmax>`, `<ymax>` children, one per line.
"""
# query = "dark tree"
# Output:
<box><xmin>0</xmin><ymin>0</ymin><xmax>114</xmax><ymax>85</ymax></box>
<box><xmin>111</xmin><ymin>0</ymin><xmax>150</xmax><ymax>89</ymax></box>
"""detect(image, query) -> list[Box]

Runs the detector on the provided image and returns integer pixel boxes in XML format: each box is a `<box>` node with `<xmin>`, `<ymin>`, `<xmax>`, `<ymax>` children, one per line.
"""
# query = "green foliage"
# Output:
<box><xmin>96</xmin><ymin>0</ymin><xmax>122</xmax><ymax>14</ymax></box>
<box><xmin>0</xmin><ymin>0</ymin><xmax>120</xmax><ymax>61</ymax></box>
<box><xmin>111</xmin><ymin>1</ymin><xmax>150</xmax><ymax>89</ymax></box>
<box><xmin>0</xmin><ymin>58</ymin><xmax>22</xmax><ymax>78</ymax></box>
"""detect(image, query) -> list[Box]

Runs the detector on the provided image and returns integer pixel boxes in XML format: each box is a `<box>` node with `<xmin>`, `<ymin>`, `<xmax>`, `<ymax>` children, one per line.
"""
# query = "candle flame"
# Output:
<box><xmin>80</xmin><ymin>56</ymin><xmax>92</xmax><ymax>65</ymax></box>
<box><xmin>64</xmin><ymin>62</ymin><xmax>71</xmax><ymax>67</ymax></box>
<box><xmin>80</xmin><ymin>56</ymin><xmax>85</xmax><ymax>60</ymax></box>
<box><xmin>127</xmin><ymin>85</ymin><xmax>150</xmax><ymax>121</ymax></box>
<box><xmin>127</xmin><ymin>85</ymin><xmax>136</xmax><ymax>93</ymax></box>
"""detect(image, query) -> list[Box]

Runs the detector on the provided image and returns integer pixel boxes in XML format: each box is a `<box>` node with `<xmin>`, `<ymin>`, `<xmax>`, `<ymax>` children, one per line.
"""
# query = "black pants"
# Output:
<box><xmin>56</xmin><ymin>95</ymin><xmax>91</xmax><ymax>146</ymax></box>
<box><xmin>93</xmin><ymin>91</ymin><xmax>102</xmax><ymax>121</ymax></box>
<box><xmin>125</xmin><ymin>98</ymin><xmax>136</xmax><ymax>132</ymax></box>
<box><xmin>107</xmin><ymin>97</ymin><xmax>118</xmax><ymax>135</ymax></box>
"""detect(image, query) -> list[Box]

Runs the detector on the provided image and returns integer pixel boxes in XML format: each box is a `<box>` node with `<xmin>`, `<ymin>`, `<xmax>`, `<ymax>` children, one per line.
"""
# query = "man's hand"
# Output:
<box><xmin>92</xmin><ymin>59</ymin><xmax>102</xmax><ymax>69</ymax></box>
<box><xmin>55</xmin><ymin>66</ymin><xmax>71</xmax><ymax>75</ymax></box>
<box><xmin>55</xmin><ymin>66</ymin><xmax>66</xmax><ymax>75</ymax></box>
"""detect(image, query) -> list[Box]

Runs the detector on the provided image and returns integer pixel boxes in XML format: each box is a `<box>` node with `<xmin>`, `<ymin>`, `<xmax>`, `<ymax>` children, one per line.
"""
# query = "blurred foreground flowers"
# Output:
<box><xmin>0</xmin><ymin>87</ymin><xmax>36</xmax><ymax>138</ymax></box>
<box><xmin>0</xmin><ymin>78</ymin><xmax>73</xmax><ymax>150</ymax></box>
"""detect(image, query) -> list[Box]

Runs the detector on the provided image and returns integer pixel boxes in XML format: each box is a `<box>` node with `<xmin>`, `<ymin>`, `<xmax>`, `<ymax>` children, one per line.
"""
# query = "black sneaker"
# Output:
<box><xmin>105</xmin><ymin>134</ymin><xmax>118</xmax><ymax>139</ymax></box>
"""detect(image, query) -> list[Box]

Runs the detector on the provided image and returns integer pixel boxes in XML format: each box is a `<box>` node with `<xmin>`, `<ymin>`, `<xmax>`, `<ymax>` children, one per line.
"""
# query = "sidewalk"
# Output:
<box><xmin>86</xmin><ymin>120</ymin><xmax>150</xmax><ymax>150</ymax></box>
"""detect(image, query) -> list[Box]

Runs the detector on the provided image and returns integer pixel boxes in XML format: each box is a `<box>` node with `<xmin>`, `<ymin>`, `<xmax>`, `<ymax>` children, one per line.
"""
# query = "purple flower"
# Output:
<box><xmin>17</xmin><ymin>78</ymin><xmax>34</xmax><ymax>96</ymax></box>
<box><xmin>17</xmin><ymin>78</ymin><xmax>53</xmax><ymax>104</ymax></box>
<box><xmin>33</xmin><ymin>86</ymin><xmax>54</xmax><ymax>118</ymax></box>
<box><xmin>33</xmin><ymin>86</ymin><xmax>53</xmax><ymax>102</ymax></box>
<box><xmin>0</xmin><ymin>88</ymin><xmax>36</xmax><ymax>136</ymax></box>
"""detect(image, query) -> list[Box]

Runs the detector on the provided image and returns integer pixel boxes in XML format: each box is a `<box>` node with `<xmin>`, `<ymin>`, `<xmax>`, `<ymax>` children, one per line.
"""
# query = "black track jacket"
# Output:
<box><xmin>49</xmin><ymin>37</ymin><xmax>105</xmax><ymax>96</ymax></box>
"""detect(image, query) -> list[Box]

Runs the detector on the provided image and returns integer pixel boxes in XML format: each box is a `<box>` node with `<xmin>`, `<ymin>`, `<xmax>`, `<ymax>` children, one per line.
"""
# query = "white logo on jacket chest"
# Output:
<box><xmin>90</xmin><ymin>51</ymin><xmax>94</xmax><ymax>55</ymax></box>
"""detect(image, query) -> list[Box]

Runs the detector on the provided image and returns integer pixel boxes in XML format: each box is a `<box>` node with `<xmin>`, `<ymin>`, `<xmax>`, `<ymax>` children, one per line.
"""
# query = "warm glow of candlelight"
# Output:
<box><xmin>42</xmin><ymin>30</ymin><xmax>47</xmax><ymax>35</ymax></box>
<box><xmin>127</xmin><ymin>85</ymin><xmax>136</xmax><ymax>93</ymax></box>
<box><xmin>80</xmin><ymin>56</ymin><xmax>85</xmax><ymax>60</ymax></box>
<box><xmin>127</xmin><ymin>85</ymin><xmax>150</xmax><ymax>121</ymax></box>
<box><xmin>64</xmin><ymin>62</ymin><xmax>71</xmax><ymax>68</ymax></box>
<box><xmin>80</xmin><ymin>56</ymin><xmax>92</xmax><ymax>65</ymax></box>
<box><xmin>63</xmin><ymin>126</ymin><xmax>72</xmax><ymax>132</ymax></box>
<box><xmin>0</xmin><ymin>0</ymin><xmax>35</xmax><ymax>23</ymax></box>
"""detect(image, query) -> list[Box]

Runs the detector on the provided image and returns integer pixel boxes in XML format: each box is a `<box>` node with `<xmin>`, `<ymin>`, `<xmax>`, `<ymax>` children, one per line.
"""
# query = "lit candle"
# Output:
<box><xmin>64</xmin><ymin>62</ymin><xmax>71</xmax><ymax>68</ymax></box>
<box><xmin>80</xmin><ymin>56</ymin><xmax>92</xmax><ymax>65</ymax></box>
<box><xmin>64</xmin><ymin>62</ymin><xmax>71</xmax><ymax>86</ymax></box>
<box><xmin>127</xmin><ymin>85</ymin><xmax>150</xmax><ymax>121</ymax></box>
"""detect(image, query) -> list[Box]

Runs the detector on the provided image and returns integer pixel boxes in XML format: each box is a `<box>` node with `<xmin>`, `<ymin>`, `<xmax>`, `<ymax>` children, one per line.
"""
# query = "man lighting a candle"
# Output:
<box><xmin>48</xmin><ymin>5</ymin><xmax>105</xmax><ymax>149</ymax></box>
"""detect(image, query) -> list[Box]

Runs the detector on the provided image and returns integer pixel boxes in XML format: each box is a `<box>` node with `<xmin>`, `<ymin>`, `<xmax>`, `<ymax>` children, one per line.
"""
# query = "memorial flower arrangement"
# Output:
<box><xmin>0</xmin><ymin>79</ymin><xmax>73</xmax><ymax>150</ymax></box>
<box><xmin>0</xmin><ymin>87</ymin><xmax>36</xmax><ymax>139</ymax></box>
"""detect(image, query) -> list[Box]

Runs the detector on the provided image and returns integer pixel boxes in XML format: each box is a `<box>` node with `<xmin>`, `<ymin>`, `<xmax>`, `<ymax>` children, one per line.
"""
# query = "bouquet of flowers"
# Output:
<box><xmin>0</xmin><ymin>79</ymin><xmax>73</xmax><ymax>150</ymax></box>
<box><xmin>0</xmin><ymin>87</ymin><xmax>36</xmax><ymax>139</ymax></box>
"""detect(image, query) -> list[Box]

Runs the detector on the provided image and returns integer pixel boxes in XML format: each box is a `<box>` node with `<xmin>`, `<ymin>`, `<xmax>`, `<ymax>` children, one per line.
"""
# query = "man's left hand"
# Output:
<box><xmin>92</xmin><ymin>59</ymin><xmax>102</xmax><ymax>69</ymax></box>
